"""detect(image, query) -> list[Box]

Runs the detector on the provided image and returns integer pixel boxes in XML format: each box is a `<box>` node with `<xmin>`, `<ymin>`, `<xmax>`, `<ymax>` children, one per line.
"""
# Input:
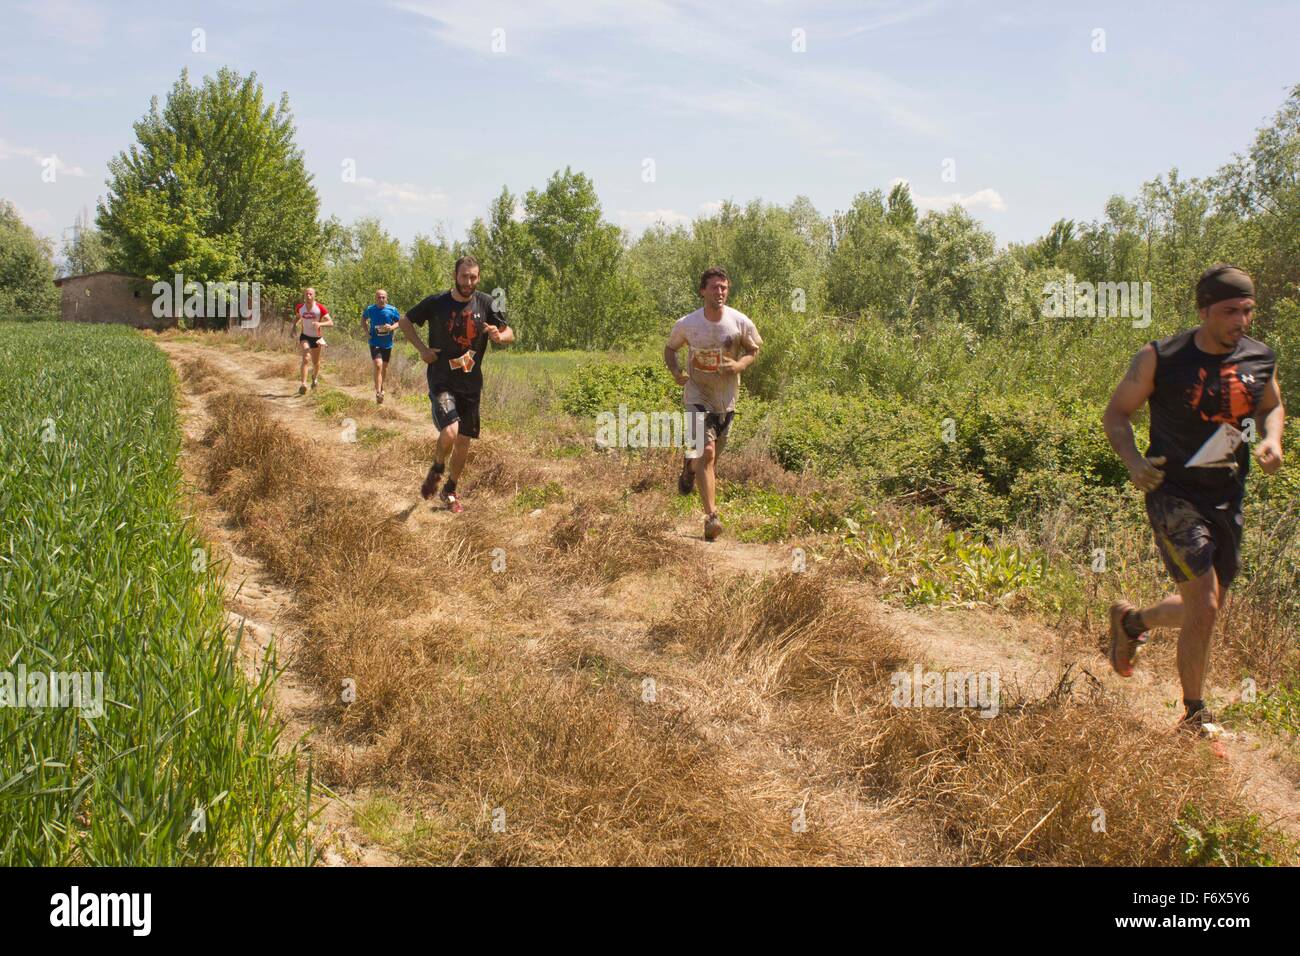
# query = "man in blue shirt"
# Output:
<box><xmin>363</xmin><ymin>289</ymin><xmax>401</xmax><ymax>404</ymax></box>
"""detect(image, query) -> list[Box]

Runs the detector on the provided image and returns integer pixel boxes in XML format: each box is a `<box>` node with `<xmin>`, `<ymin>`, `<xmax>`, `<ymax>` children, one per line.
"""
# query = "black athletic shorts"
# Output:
<box><xmin>689</xmin><ymin>404</ymin><xmax>734</xmax><ymax>453</ymax></box>
<box><xmin>369</xmin><ymin>345</ymin><xmax>392</xmax><ymax>362</ymax></box>
<box><xmin>431</xmin><ymin>389</ymin><xmax>481</xmax><ymax>439</ymax></box>
<box><xmin>299</xmin><ymin>333</ymin><xmax>322</xmax><ymax>348</ymax></box>
<box><xmin>1145</xmin><ymin>488</ymin><xmax>1244</xmax><ymax>588</ymax></box>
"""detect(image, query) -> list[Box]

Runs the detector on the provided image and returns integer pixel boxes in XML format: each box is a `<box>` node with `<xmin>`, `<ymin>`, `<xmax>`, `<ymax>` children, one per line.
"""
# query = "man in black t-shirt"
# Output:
<box><xmin>397</xmin><ymin>255</ymin><xmax>513</xmax><ymax>513</ymax></box>
<box><xmin>1101</xmin><ymin>265</ymin><xmax>1285</xmax><ymax>736</ymax></box>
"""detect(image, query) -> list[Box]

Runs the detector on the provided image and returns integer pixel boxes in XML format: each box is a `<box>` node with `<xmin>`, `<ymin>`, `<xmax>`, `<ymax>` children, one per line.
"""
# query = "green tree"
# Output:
<box><xmin>913</xmin><ymin>205</ymin><xmax>997</xmax><ymax>331</ymax></box>
<box><xmin>60</xmin><ymin>207</ymin><xmax>111</xmax><ymax>277</ymax></box>
<box><xmin>470</xmin><ymin>168</ymin><xmax>653</xmax><ymax>349</ymax></box>
<box><xmin>624</xmin><ymin>221</ymin><xmax>699</xmax><ymax>322</ymax></box>
<box><xmin>1213</xmin><ymin>83</ymin><xmax>1300</xmax><ymax>322</ymax></box>
<box><xmin>0</xmin><ymin>200</ymin><xmax>60</xmax><ymax>318</ymax></box>
<box><xmin>317</xmin><ymin>218</ymin><xmax>408</xmax><ymax>334</ymax></box>
<box><xmin>466</xmin><ymin>187</ymin><xmax>531</xmax><ymax>316</ymax></box>
<box><xmin>98</xmin><ymin>67</ymin><xmax>321</xmax><ymax>302</ymax></box>
<box><xmin>827</xmin><ymin>187</ymin><xmax>918</xmax><ymax>322</ymax></box>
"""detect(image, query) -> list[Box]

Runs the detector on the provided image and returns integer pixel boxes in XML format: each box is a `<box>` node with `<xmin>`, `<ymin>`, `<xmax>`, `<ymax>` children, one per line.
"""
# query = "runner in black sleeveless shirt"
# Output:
<box><xmin>1101</xmin><ymin>265</ymin><xmax>1285</xmax><ymax>737</ymax></box>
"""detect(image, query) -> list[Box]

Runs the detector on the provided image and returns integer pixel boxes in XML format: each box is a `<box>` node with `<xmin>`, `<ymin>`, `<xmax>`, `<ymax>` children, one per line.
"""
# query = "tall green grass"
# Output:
<box><xmin>0</xmin><ymin>321</ymin><xmax>313</xmax><ymax>864</ymax></box>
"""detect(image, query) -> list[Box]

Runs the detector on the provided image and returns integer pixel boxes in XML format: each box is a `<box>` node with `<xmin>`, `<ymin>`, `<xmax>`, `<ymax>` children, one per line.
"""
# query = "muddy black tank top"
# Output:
<box><xmin>1147</xmin><ymin>328</ymin><xmax>1276</xmax><ymax>505</ymax></box>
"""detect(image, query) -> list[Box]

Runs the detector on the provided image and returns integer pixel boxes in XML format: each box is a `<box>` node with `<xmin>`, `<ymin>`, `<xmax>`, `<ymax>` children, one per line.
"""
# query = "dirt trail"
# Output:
<box><xmin>160</xmin><ymin>336</ymin><xmax>1299</xmax><ymax>857</ymax></box>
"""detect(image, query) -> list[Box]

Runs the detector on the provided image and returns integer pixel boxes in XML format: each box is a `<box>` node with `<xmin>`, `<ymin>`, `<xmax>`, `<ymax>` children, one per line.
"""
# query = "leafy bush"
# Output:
<box><xmin>1175</xmin><ymin>805</ymin><xmax>1286</xmax><ymax>867</ymax></box>
<box><xmin>842</xmin><ymin>510</ymin><xmax>1058</xmax><ymax>608</ymax></box>
<box><xmin>560</xmin><ymin>360</ymin><xmax>676</xmax><ymax>418</ymax></box>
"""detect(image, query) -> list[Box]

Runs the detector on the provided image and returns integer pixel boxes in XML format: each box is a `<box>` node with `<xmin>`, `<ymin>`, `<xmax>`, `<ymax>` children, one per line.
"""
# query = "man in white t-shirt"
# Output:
<box><xmin>664</xmin><ymin>267</ymin><xmax>762</xmax><ymax>541</ymax></box>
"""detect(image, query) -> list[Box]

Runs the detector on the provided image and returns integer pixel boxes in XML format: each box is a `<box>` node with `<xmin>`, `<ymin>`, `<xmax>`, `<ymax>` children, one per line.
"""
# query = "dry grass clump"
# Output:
<box><xmin>582</xmin><ymin>449</ymin><xmax>680</xmax><ymax>495</ymax></box>
<box><xmin>257</xmin><ymin>358</ymin><xmax>299</xmax><ymax>380</ymax></box>
<box><xmin>195</xmin><ymin>385</ymin><xmax>866</xmax><ymax>864</ymax></box>
<box><xmin>463</xmin><ymin>439</ymin><xmax>547</xmax><ymax>494</ymax></box>
<box><xmin>180</xmin><ymin>356</ymin><xmax>223</xmax><ymax>394</ymax></box>
<box><xmin>201</xmin><ymin>391</ymin><xmax>300</xmax><ymax>522</ymax></box>
<box><xmin>651</xmin><ymin>572</ymin><xmax>907</xmax><ymax>701</ymax></box>
<box><xmin>201</xmin><ymin>391</ymin><xmax>417</xmax><ymax>587</ymax></box>
<box><xmin>397</xmin><ymin>436</ymin><xmax>546</xmax><ymax>494</ymax></box>
<box><xmin>717</xmin><ymin>446</ymin><xmax>808</xmax><ymax>496</ymax></box>
<box><xmin>329</xmin><ymin>651</ymin><xmax>851</xmax><ymax>865</ymax></box>
<box><xmin>547</xmin><ymin>499</ymin><xmax>683</xmax><ymax>584</ymax></box>
<box><xmin>842</xmin><ymin>672</ymin><xmax>1285</xmax><ymax>865</ymax></box>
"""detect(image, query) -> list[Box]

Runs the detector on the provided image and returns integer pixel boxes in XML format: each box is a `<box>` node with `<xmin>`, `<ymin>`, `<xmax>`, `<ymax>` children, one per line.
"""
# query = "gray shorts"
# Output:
<box><xmin>688</xmin><ymin>404</ymin><xmax>733</xmax><ymax>455</ymax></box>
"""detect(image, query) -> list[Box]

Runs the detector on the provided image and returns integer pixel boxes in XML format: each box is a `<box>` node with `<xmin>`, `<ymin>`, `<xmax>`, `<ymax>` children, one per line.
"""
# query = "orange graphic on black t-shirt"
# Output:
<box><xmin>448</xmin><ymin>307</ymin><xmax>479</xmax><ymax>350</ymax></box>
<box><xmin>1186</xmin><ymin>364</ymin><xmax>1255</xmax><ymax>425</ymax></box>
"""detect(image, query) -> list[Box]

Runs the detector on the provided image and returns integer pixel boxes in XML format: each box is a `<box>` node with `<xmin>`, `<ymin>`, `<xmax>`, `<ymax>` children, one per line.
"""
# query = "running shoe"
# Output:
<box><xmin>1176</xmin><ymin>706</ymin><xmax>1224</xmax><ymax>739</ymax></box>
<box><xmin>441</xmin><ymin>488</ymin><xmax>463</xmax><ymax>514</ymax></box>
<box><xmin>420</xmin><ymin>461</ymin><xmax>445</xmax><ymax>500</ymax></box>
<box><xmin>297</xmin><ymin>384</ymin><xmax>307</xmax><ymax>396</ymax></box>
<box><xmin>678</xmin><ymin>459</ymin><xmax>695</xmax><ymax>495</ymax></box>
<box><xmin>704</xmin><ymin>512</ymin><xmax>723</xmax><ymax>542</ymax></box>
<box><xmin>1108</xmin><ymin>601</ymin><xmax>1148</xmax><ymax>677</ymax></box>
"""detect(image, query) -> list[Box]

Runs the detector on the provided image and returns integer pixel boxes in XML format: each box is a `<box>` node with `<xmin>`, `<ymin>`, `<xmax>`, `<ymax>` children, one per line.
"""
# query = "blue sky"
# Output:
<box><xmin>2</xmin><ymin>0</ymin><xmax>1296</xmax><ymax>253</ymax></box>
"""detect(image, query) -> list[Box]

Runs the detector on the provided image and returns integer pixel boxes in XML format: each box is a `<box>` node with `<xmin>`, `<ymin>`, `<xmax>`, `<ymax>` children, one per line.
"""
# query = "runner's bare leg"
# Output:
<box><xmin>435</xmin><ymin>421</ymin><xmax>458</xmax><ymax>466</ymax></box>
<box><xmin>696</xmin><ymin>441</ymin><xmax>717</xmax><ymax>515</ymax></box>
<box><xmin>448</xmin><ymin>434</ymin><xmax>472</xmax><ymax>481</ymax></box>
<box><xmin>1174</xmin><ymin>568</ymin><xmax>1219</xmax><ymax>702</ymax></box>
<box><xmin>1134</xmin><ymin>578</ymin><xmax>1228</xmax><ymax>631</ymax></box>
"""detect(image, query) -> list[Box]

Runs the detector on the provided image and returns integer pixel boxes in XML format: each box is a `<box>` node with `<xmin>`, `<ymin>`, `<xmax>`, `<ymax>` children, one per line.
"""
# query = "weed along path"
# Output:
<box><xmin>160</xmin><ymin>334</ymin><xmax>1298</xmax><ymax>865</ymax></box>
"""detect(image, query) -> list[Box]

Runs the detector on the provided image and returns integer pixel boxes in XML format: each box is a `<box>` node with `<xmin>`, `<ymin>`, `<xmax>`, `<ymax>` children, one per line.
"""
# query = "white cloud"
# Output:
<box><xmin>617</xmin><ymin>208</ymin><xmax>693</xmax><ymax>228</ymax></box>
<box><xmin>834</xmin><ymin>0</ymin><xmax>946</xmax><ymax>38</ymax></box>
<box><xmin>8</xmin><ymin>201</ymin><xmax>56</xmax><ymax>234</ymax></box>
<box><xmin>890</xmin><ymin>178</ymin><xmax>1006</xmax><ymax>213</ymax></box>
<box><xmin>3</xmin><ymin>73</ymin><xmax>117</xmax><ymax>99</ymax></box>
<box><xmin>394</xmin><ymin>0</ymin><xmax>943</xmax><ymax>141</ymax></box>
<box><xmin>18</xmin><ymin>0</ymin><xmax>109</xmax><ymax>48</ymax></box>
<box><xmin>0</xmin><ymin>138</ymin><xmax>88</xmax><ymax>177</ymax></box>
<box><xmin>352</xmin><ymin>176</ymin><xmax>448</xmax><ymax>214</ymax></box>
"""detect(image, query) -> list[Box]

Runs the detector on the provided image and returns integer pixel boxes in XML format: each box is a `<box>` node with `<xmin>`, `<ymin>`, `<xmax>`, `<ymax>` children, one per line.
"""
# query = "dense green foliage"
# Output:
<box><xmin>0</xmin><ymin>322</ymin><xmax>312</xmax><ymax>864</ymax></box>
<box><xmin>0</xmin><ymin>200</ymin><xmax>59</xmax><ymax>318</ymax></box>
<box><xmin>59</xmin><ymin>208</ymin><xmax>110</xmax><ymax>278</ymax></box>
<box><xmin>98</xmin><ymin>68</ymin><xmax>321</xmax><ymax>303</ymax></box>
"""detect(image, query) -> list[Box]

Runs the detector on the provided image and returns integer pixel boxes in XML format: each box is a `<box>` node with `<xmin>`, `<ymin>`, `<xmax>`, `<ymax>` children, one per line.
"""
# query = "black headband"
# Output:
<box><xmin>1196</xmin><ymin>266</ymin><xmax>1254</xmax><ymax>309</ymax></box>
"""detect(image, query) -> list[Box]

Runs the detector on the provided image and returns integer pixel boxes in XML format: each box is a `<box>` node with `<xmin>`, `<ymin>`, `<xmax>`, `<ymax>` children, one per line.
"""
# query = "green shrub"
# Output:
<box><xmin>1175</xmin><ymin>805</ymin><xmax>1285</xmax><ymax>867</ymax></box>
<box><xmin>560</xmin><ymin>360</ymin><xmax>676</xmax><ymax>418</ymax></box>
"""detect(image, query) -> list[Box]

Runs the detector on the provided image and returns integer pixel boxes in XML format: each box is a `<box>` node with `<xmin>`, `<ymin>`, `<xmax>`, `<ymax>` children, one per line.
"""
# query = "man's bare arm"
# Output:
<box><xmin>398</xmin><ymin>316</ymin><xmax>438</xmax><ymax>362</ymax></box>
<box><xmin>664</xmin><ymin>343</ymin><xmax>687</xmax><ymax>385</ymax></box>
<box><xmin>1102</xmin><ymin>345</ymin><xmax>1166</xmax><ymax>491</ymax></box>
<box><xmin>721</xmin><ymin>343</ymin><xmax>759</xmax><ymax>374</ymax></box>
<box><xmin>1253</xmin><ymin>375</ymin><xmax>1285</xmax><ymax>474</ymax></box>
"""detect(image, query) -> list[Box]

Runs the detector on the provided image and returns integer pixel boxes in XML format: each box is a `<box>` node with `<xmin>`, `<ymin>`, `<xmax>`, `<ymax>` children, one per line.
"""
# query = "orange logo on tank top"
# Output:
<box><xmin>1187</xmin><ymin>364</ymin><xmax>1255</xmax><ymax>425</ymax></box>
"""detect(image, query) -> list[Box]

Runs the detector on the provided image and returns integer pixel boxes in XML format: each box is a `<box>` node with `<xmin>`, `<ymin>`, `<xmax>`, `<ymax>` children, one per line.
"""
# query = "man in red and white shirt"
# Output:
<box><xmin>292</xmin><ymin>287</ymin><xmax>333</xmax><ymax>394</ymax></box>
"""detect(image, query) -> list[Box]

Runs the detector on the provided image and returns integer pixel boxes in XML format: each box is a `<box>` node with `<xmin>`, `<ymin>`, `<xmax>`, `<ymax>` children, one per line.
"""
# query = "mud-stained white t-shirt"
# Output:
<box><xmin>666</xmin><ymin>306</ymin><xmax>762</xmax><ymax>413</ymax></box>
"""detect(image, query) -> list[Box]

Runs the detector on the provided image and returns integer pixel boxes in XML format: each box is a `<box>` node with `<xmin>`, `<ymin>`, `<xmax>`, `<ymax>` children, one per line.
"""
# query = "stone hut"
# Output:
<box><xmin>54</xmin><ymin>271</ymin><xmax>173</xmax><ymax>329</ymax></box>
